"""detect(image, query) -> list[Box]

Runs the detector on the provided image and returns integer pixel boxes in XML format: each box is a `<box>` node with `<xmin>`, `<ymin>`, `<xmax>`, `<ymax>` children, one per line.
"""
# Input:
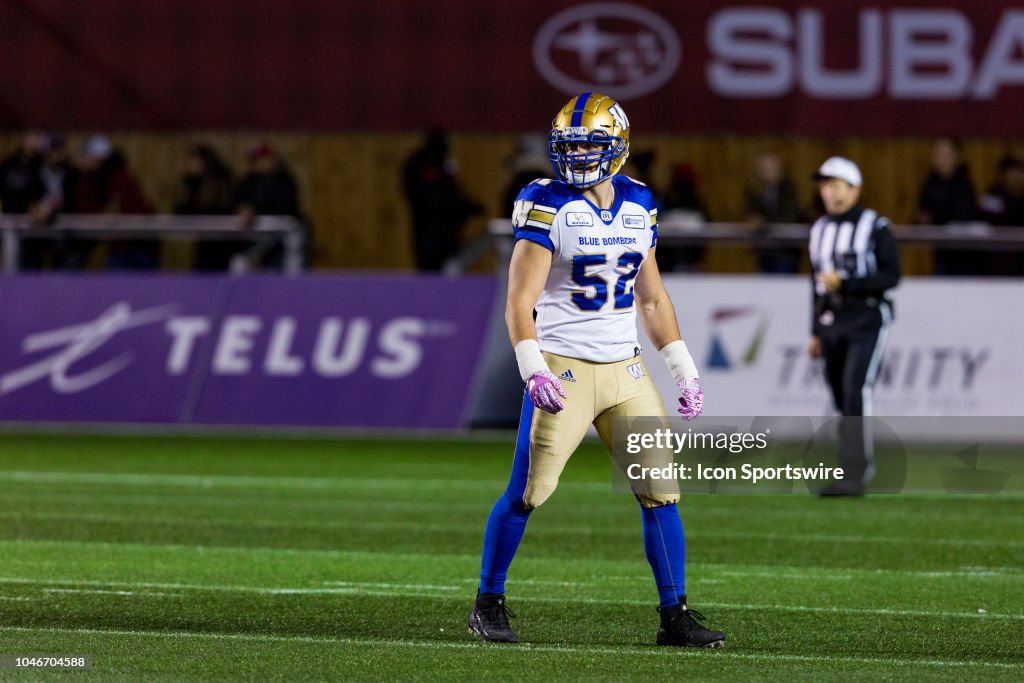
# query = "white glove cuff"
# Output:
<box><xmin>660</xmin><ymin>340</ymin><xmax>699</xmax><ymax>382</ymax></box>
<box><xmin>514</xmin><ymin>339</ymin><xmax>550</xmax><ymax>382</ymax></box>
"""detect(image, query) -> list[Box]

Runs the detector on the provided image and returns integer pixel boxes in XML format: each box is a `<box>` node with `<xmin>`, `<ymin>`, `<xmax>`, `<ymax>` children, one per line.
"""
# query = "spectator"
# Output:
<box><xmin>745</xmin><ymin>152</ymin><xmax>799</xmax><ymax>226</ymax></box>
<box><xmin>500</xmin><ymin>134</ymin><xmax>551</xmax><ymax>218</ymax></box>
<box><xmin>234</xmin><ymin>142</ymin><xmax>305</xmax><ymax>270</ymax></box>
<box><xmin>105</xmin><ymin>149</ymin><xmax>159</xmax><ymax>270</ymax></box>
<box><xmin>979</xmin><ymin>154</ymin><xmax>1024</xmax><ymax>276</ymax></box>
<box><xmin>0</xmin><ymin>130</ymin><xmax>47</xmax><ymax>268</ymax></box>
<box><xmin>744</xmin><ymin>152</ymin><xmax>801</xmax><ymax>273</ymax></box>
<box><xmin>978</xmin><ymin>154</ymin><xmax>1024</xmax><ymax>227</ymax></box>
<box><xmin>175</xmin><ymin>144</ymin><xmax>234</xmax><ymax>215</ymax></box>
<box><xmin>917</xmin><ymin>136</ymin><xmax>980</xmax><ymax>275</ymax></box>
<box><xmin>663</xmin><ymin>162</ymin><xmax>708</xmax><ymax>220</ymax></box>
<box><xmin>29</xmin><ymin>134</ymin><xmax>77</xmax><ymax>269</ymax></box>
<box><xmin>67</xmin><ymin>135</ymin><xmax>144</xmax><ymax>212</ymax></box>
<box><xmin>402</xmin><ymin>129</ymin><xmax>482</xmax><ymax>272</ymax></box>
<box><xmin>173</xmin><ymin>144</ymin><xmax>236</xmax><ymax>271</ymax></box>
<box><xmin>660</xmin><ymin>162</ymin><xmax>709</xmax><ymax>272</ymax></box>
<box><xmin>37</xmin><ymin>133</ymin><xmax>75</xmax><ymax>221</ymax></box>
<box><xmin>916</xmin><ymin>136</ymin><xmax>977</xmax><ymax>225</ymax></box>
<box><xmin>236</xmin><ymin>143</ymin><xmax>301</xmax><ymax>222</ymax></box>
<box><xmin>61</xmin><ymin>134</ymin><xmax>156</xmax><ymax>270</ymax></box>
<box><xmin>0</xmin><ymin>129</ymin><xmax>46</xmax><ymax>215</ymax></box>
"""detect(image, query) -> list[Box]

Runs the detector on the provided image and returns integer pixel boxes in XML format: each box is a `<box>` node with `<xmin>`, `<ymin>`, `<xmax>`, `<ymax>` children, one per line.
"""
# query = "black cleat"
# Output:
<box><xmin>656</xmin><ymin>600</ymin><xmax>725</xmax><ymax>648</ymax></box>
<box><xmin>817</xmin><ymin>481</ymin><xmax>865</xmax><ymax>497</ymax></box>
<box><xmin>468</xmin><ymin>592</ymin><xmax>519</xmax><ymax>643</ymax></box>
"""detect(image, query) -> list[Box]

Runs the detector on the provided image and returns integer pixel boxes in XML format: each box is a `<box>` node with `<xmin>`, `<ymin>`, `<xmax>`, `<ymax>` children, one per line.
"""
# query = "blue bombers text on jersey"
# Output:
<box><xmin>511</xmin><ymin>175</ymin><xmax>659</xmax><ymax>363</ymax></box>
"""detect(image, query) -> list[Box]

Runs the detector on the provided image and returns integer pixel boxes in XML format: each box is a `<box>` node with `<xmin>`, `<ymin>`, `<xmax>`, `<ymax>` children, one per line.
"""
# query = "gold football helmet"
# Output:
<box><xmin>548</xmin><ymin>92</ymin><xmax>631</xmax><ymax>188</ymax></box>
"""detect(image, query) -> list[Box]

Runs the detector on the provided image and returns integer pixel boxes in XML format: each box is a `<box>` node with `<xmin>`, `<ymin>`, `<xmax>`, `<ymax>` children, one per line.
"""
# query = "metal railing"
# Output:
<box><xmin>439</xmin><ymin>217</ymin><xmax>1024</xmax><ymax>274</ymax></box>
<box><xmin>488</xmin><ymin>217</ymin><xmax>1024</xmax><ymax>249</ymax></box>
<box><xmin>0</xmin><ymin>214</ymin><xmax>306</xmax><ymax>275</ymax></box>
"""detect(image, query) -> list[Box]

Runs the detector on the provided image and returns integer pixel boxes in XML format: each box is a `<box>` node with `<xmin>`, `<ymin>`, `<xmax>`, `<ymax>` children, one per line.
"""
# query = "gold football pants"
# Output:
<box><xmin>504</xmin><ymin>352</ymin><xmax>679</xmax><ymax>510</ymax></box>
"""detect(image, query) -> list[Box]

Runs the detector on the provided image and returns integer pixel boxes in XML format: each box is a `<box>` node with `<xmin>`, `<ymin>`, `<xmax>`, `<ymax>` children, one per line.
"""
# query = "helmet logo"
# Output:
<box><xmin>533</xmin><ymin>2</ymin><xmax>681</xmax><ymax>100</ymax></box>
<box><xmin>608</xmin><ymin>103</ymin><xmax>630</xmax><ymax>130</ymax></box>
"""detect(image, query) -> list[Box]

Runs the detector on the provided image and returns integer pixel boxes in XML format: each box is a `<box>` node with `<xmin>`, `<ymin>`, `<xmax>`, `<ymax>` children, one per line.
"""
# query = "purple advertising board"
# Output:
<box><xmin>0</xmin><ymin>274</ymin><xmax>497</xmax><ymax>428</ymax></box>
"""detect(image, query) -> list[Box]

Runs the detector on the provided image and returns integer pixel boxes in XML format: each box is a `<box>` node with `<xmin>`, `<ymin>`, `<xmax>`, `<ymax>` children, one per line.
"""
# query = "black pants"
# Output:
<box><xmin>818</xmin><ymin>303</ymin><xmax>890</xmax><ymax>484</ymax></box>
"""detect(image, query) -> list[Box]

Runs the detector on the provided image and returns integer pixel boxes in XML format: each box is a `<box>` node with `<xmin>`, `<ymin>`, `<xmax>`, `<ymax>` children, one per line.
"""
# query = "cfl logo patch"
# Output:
<box><xmin>626</xmin><ymin>363</ymin><xmax>645</xmax><ymax>379</ymax></box>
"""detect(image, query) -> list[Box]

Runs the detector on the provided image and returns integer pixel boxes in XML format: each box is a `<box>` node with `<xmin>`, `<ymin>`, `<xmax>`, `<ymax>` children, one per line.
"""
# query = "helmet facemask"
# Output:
<box><xmin>548</xmin><ymin>128</ymin><xmax>627</xmax><ymax>189</ymax></box>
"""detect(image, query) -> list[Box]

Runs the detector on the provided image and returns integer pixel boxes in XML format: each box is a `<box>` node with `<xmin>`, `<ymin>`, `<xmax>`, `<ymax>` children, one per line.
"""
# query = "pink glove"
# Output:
<box><xmin>677</xmin><ymin>378</ymin><xmax>704</xmax><ymax>421</ymax></box>
<box><xmin>527</xmin><ymin>370</ymin><xmax>567</xmax><ymax>414</ymax></box>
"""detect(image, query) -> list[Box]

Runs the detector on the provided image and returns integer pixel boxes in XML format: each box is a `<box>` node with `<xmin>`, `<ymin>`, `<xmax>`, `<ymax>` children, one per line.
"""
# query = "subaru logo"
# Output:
<box><xmin>533</xmin><ymin>2</ymin><xmax>682</xmax><ymax>100</ymax></box>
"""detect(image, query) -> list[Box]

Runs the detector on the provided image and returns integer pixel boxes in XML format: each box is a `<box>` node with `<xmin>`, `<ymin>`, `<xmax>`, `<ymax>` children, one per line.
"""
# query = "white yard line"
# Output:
<box><xmin>320</xmin><ymin>581</ymin><xmax>461</xmax><ymax>591</ymax></box>
<box><xmin>0</xmin><ymin>510</ymin><xmax>494</xmax><ymax>532</ymax></box>
<box><xmin>42</xmin><ymin>588</ymin><xmax>183</xmax><ymax>598</ymax></box>
<box><xmin>709</xmin><ymin>569</ymin><xmax>854</xmax><ymax>581</ymax></box>
<box><xmin>0</xmin><ymin>504</ymin><xmax>1018</xmax><ymax>546</ymax></box>
<box><xmin>0</xmin><ymin>625</ymin><xmax>1019</xmax><ymax>670</ymax></box>
<box><xmin>456</xmin><ymin>577</ymin><xmax>584</xmax><ymax>587</ymax></box>
<box><xmin>694</xmin><ymin>530</ymin><xmax>1024</xmax><ymax>548</ymax></box>
<box><xmin>0</xmin><ymin>577</ymin><xmax>1019</xmax><ymax>621</ymax></box>
<box><xmin>0</xmin><ymin>470</ymin><xmax>604</xmax><ymax>493</ymax></box>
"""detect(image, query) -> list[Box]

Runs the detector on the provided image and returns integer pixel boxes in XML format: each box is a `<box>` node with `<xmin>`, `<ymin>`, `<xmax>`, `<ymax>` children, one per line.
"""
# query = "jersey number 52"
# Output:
<box><xmin>571</xmin><ymin>252</ymin><xmax>643</xmax><ymax>311</ymax></box>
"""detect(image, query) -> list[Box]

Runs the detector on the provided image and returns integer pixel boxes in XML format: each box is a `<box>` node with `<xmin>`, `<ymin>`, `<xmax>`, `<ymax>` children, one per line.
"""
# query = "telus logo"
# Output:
<box><xmin>165</xmin><ymin>315</ymin><xmax>447</xmax><ymax>379</ymax></box>
<box><xmin>1</xmin><ymin>302</ymin><xmax>454</xmax><ymax>395</ymax></box>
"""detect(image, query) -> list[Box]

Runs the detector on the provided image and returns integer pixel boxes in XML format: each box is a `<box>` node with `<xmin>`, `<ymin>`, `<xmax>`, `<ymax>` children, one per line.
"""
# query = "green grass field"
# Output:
<box><xmin>0</xmin><ymin>432</ymin><xmax>1022</xmax><ymax>681</ymax></box>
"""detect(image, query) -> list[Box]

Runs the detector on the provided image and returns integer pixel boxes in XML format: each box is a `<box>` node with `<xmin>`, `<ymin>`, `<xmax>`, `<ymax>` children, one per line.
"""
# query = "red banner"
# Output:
<box><xmin>1</xmin><ymin>1</ymin><xmax>1022</xmax><ymax>135</ymax></box>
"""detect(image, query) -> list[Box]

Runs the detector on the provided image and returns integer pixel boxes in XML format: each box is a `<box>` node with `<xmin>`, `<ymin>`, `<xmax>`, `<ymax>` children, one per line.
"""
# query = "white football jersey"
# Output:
<box><xmin>512</xmin><ymin>175</ymin><xmax>659</xmax><ymax>363</ymax></box>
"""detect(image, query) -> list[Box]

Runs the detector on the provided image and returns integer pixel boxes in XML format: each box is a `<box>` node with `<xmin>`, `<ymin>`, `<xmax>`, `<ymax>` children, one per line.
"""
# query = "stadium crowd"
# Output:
<box><xmin>2</xmin><ymin>129</ymin><xmax>1022</xmax><ymax>275</ymax></box>
<box><xmin>0</xmin><ymin>131</ymin><xmax>303</xmax><ymax>271</ymax></box>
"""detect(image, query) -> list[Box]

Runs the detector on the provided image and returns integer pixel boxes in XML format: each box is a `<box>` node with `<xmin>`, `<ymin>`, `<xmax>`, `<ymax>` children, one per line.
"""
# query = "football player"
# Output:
<box><xmin>468</xmin><ymin>93</ymin><xmax>725</xmax><ymax>648</ymax></box>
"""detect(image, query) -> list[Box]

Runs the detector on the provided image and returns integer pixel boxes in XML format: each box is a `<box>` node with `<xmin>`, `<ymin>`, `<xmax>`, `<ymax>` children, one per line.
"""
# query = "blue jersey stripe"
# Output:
<box><xmin>513</xmin><ymin>228</ymin><xmax>554</xmax><ymax>252</ymax></box>
<box><xmin>570</xmin><ymin>92</ymin><xmax>592</xmax><ymax>128</ymax></box>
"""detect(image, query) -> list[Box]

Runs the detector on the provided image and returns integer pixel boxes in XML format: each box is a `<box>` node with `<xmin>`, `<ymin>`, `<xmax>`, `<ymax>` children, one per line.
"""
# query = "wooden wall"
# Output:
<box><xmin>3</xmin><ymin>132</ymin><xmax>1022</xmax><ymax>273</ymax></box>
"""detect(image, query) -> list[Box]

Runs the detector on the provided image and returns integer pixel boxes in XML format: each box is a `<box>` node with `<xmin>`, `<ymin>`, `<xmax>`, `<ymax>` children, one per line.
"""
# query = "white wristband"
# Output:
<box><xmin>514</xmin><ymin>339</ymin><xmax>550</xmax><ymax>382</ymax></box>
<box><xmin>660</xmin><ymin>340</ymin><xmax>699</xmax><ymax>382</ymax></box>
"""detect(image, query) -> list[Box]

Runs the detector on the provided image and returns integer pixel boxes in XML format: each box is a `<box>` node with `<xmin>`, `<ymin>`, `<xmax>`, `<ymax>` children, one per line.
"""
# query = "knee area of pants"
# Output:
<box><xmin>522</xmin><ymin>485</ymin><xmax>556</xmax><ymax>510</ymax></box>
<box><xmin>639</xmin><ymin>495</ymin><xmax>680</xmax><ymax>508</ymax></box>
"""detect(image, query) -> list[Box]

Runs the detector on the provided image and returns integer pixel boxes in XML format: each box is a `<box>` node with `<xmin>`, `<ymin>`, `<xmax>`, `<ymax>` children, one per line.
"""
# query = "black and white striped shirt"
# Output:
<box><xmin>809</xmin><ymin>205</ymin><xmax>901</xmax><ymax>333</ymax></box>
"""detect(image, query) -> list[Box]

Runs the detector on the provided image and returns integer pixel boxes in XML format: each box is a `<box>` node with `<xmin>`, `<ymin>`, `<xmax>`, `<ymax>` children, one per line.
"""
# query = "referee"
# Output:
<box><xmin>807</xmin><ymin>157</ymin><xmax>901</xmax><ymax>496</ymax></box>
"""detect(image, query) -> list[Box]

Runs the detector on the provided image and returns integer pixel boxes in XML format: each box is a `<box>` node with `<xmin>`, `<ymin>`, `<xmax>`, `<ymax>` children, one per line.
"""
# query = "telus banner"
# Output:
<box><xmin>640</xmin><ymin>275</ymin><xmax>1024</xmax><ymax>421</ymax></box>
<box><xmin>0</xmin><ymin>275</ymin><xmax>497</xmax><ymax>428</ymax></box>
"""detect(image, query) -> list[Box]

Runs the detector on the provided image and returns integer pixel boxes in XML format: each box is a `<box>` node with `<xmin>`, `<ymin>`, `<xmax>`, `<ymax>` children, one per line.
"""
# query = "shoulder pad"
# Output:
<box><xmin>614</xmin><ymin>175</ymin><xmax>657</xmax><ymax>212</ymax></box>
<box><xmin>515</xmin><ymin>178</ymin><xmax>578</xmax><ymax>212</ymax></box>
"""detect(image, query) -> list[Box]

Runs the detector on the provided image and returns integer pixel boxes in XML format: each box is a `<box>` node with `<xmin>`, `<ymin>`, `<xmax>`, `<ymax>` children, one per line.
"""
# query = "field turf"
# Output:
<box><xmin>0</xmin><ymin>432</ymin><xmax>1022</xmax><ymax>681</ymax></box>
